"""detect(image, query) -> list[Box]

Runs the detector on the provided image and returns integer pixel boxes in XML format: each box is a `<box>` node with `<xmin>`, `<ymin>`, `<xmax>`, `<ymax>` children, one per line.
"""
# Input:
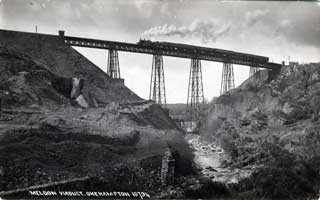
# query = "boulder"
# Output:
<box><xmin>75</xmin><ymin>94</ymin><xmax>89</xmax><ymax>108</ymax></box>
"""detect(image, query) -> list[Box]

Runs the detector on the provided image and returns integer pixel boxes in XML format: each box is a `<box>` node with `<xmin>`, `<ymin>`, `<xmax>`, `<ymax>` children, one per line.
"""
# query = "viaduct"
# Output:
<box><xmin>58</xmin><ymin>30</ymin><xmax>282</xmax><ymax>126</ymax></box>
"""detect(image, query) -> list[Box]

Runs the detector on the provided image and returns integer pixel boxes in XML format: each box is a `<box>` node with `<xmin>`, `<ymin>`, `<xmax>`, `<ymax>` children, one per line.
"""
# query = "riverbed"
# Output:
<box><xmin>185</xmin><ymin>134</ymin><xmax>253</xmax><ymax>184</ymax></box>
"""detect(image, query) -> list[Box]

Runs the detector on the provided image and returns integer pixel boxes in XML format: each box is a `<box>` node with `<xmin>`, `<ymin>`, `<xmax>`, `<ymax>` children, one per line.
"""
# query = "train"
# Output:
<box><xmin>137</xmin><ymin>39</ymin><xmax>269</xmax><ymax>64</ymax></box>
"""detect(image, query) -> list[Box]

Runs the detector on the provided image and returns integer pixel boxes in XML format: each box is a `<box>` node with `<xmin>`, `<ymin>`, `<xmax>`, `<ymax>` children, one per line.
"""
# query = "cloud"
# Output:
<box><xmin>133</xmin><ymin>0</ymin><xmax>158</xmax><ymax>18</ymax></box>
<box><xmin>244</xmin><ymin>9</ymin><xmax>269</xmax><ymax>26</ymax></box>
<box><xmin>141</xmin><ymin>19</ymin><xmax>231</xmax><ymax>44</ymax></box>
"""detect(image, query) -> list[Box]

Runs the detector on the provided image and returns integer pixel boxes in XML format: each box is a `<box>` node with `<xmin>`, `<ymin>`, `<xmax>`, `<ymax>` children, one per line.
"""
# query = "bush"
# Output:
<box><xmin>168</xmin><ymin>139</ymin><xmax>196</xmax><ymax>176</ymax></box>
<box><xmin>185</xmin><ymin>178</ymin><xmax>229</xmax><ymax>199</ymax></box>
<box><xmin>220</xmin><ymin>134</ymin><xmax>238</xmax><ymax>159</ymax></box>
<box><xmin>234</xmin><ymin>143</ymin><xmax>320</xmax><ymax>199</ymax></box>
<box><xmin>249</xmin><ymin>163</ymin><xmax>318</xmax><ymax>199</ymax></box>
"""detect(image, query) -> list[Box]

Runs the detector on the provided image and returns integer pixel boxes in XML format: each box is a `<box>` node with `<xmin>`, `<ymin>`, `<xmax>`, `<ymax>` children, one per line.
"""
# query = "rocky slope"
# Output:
<box><xmin>204</xmin><ymin>64</ymin><xmax>320</xmax><ymax>159</ymax></box>
<box><xmin>201</xmin><ymin>63</ymin><xmax>320</xmax><ymax>199</ymax></box>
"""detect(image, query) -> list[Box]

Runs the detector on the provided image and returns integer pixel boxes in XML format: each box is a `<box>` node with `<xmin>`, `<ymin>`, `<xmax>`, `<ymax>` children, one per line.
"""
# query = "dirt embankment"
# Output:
<box><xmin>0</xmin><ymin>47</ymin><xmax>77</xmax><ymax>109</ymax></box>
<box><xmin>0</xmin><ymin>29</ymin><xmax>140</xmax><ymax>106</ymax></box>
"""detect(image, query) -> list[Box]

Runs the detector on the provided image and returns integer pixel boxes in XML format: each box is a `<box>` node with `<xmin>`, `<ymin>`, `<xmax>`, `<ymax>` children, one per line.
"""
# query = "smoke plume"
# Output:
<box><xmin>141</xmin><ymin>19</ymin><xmax>231</xmax><ymax>44</ymax></box>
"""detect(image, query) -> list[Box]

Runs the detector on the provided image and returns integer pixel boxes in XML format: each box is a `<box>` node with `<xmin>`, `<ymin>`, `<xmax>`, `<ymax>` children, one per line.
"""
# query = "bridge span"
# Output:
<box><xmin>59</xmin><ymin>30</ymin><xmax>281</xmax><ymax>129</ymax></box>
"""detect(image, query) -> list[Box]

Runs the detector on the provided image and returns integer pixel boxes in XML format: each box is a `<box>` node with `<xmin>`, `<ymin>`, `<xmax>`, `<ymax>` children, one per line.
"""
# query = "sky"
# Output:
<box><xmin>0</xmin><ymin>0</ymin><xmax>319</xmax><ymax>103</ymax></box>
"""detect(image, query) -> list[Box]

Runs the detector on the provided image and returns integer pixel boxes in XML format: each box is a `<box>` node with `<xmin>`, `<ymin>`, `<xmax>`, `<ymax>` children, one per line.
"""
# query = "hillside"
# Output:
<box><xmin>0</xmin><ymin>30</ymin><xmax>196</xmax><ymax>199</ymax></box>
<box><xmin>201</xmin><ymin>63</ymin><xmax>320</xmax><ymax>199</ymax></box>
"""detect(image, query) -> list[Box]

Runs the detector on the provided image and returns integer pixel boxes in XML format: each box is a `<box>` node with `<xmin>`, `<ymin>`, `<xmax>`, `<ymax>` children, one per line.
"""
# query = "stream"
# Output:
<box><xmin>185</xmin><ymin>133</ymin><xmax>254</xmax><ymax>184</ymax></box>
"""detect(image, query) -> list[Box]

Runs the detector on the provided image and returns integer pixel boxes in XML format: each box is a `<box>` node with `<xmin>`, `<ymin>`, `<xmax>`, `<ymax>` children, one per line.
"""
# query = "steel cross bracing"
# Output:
<box><xmin>61</xmin><ymin>34</ymin><xmax>281</xmax><ymax>70</ymax></box>
<box><xmin>187</xmin><ymin>58</ymin><xmax>204</xmax><ymax>124</ymax></box>
<box><xmin>220</xmin><ymin>63</ymin><xmax>235</xmax><ymax>95</ymax></box>
<box><xmin>149</xmin><ymin>54</ymin><xmax>166</xmax><ymax>105</ymax></box>
<box><xmin>107</xmin><ymin>50</ymin><xmax>120</xmax><ymax>79</ymax></box>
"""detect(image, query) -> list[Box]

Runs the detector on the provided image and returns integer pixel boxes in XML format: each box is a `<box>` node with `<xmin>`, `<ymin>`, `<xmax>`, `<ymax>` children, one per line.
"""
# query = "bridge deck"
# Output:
<box><xmin>61</xmin><ymin>34</ymin><xmax>281</xmax><ymax>70</ymax></box>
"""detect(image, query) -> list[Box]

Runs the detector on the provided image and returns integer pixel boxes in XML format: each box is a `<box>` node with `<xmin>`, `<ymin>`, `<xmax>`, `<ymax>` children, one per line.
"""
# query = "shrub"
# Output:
<box><xmin>220</xmin><ymin>134</ymin><xmax>238</xmax><ymax>159</ymax></box>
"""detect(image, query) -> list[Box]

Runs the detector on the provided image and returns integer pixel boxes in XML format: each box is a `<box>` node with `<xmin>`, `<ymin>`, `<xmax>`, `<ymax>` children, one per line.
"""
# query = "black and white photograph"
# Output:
<box><xmin>0</xmin><ymin>0</ymin><xmax>320</xmax><ymax>199</ymax></box>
